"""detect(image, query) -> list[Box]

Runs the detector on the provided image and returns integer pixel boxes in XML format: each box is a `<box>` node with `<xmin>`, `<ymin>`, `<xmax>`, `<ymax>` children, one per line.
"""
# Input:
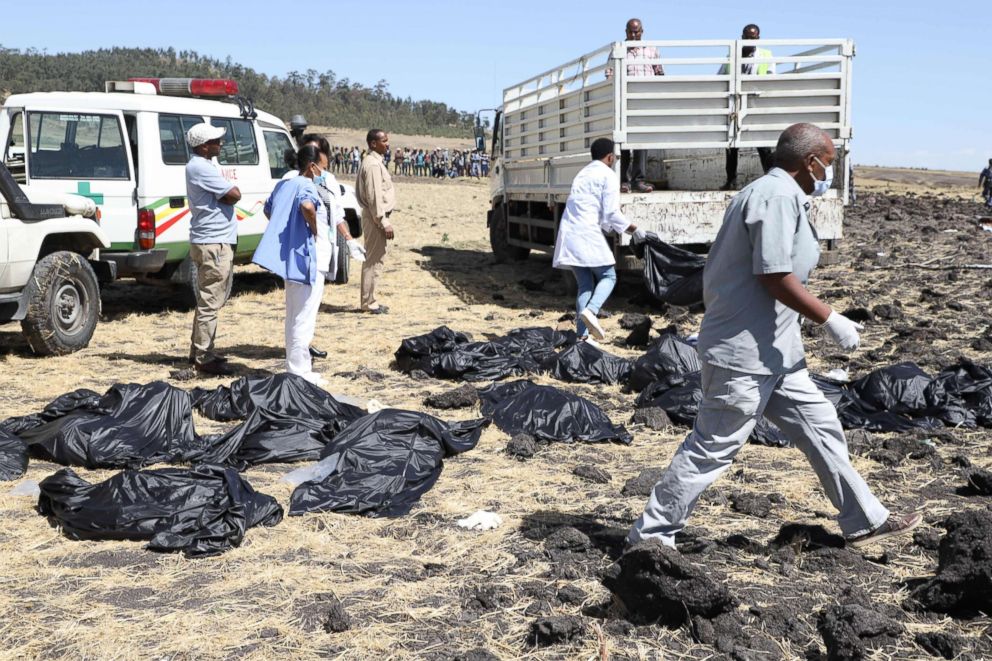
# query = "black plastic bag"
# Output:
<box><xmin>0</xmin><ymin>388</ymin><xmax>102</xmax><ymax>435</ymax></box>
<box><xmin>926</xmin><ymin>359</ymin><xmax>992</xmax><ymax>427</ymax></box>
<box><xmin>634</xmin><ymin>235</ymin><xmax>706</xmax><ymax>307</ymax></box>
<box><xmin>11</xmin><ymin>382</ymin><xmax>211</xmax><ymax>469</ymax></box>
<box><xmin>634</xmin><ymin>372</ymin><xmax>702</xmax><ymax>425</ymax></box>
<box><xmin>191</xmin><ymin>373</ymin><xmax>363</xmax><ymax>423</ymax></box>
<box><xmin>0</xmin><ymin>430</ymin><xmax>28</xmax><ymax>481</ymax></box>
<box><xmin>541</xmin><ymin>341</ymin><xmax>632</xmax><ymax>385</ymax></box>
<box><xmin>479</xmin><ymin>380</ymin><xmax>632</xmax><ymax>444</ymax></box>
<box><xmin>37</xmin><ymin>464</ymin><xmax>283</xmax><ymax>557</ymax></box>
<box><xmin>629</xmin><ymin>330</ymin><xmax>701</xmax><ymax>392</ymax></box>
<box><xmin>394</xmin><ymin>326</ymin><xmax>472</xmax><ymax>374</ymax></box>
<box><xmin>289</xmin><ymin>409</ymin><xmax>488</xmax><ymax>517</ymax></box>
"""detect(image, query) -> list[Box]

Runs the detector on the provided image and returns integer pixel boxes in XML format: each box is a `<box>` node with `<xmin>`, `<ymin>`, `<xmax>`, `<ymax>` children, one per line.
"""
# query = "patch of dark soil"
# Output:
<box><xmin>619</xmin><ymin>313</ymin><xmax>653</xmax><ymax>346</ymax></box>
<box><xmin>520</xmin><ymin>511</ymin><xmax>629</xmax><ymax>560</ymax></box>
<box><xmin>909</xmin><ymin>509</ymin><xmax>992</xmax><ymax>616</ymax></box>
<box><xmin>603</xmin><ymin>540</ymin><xmax>736</xmax><ymax>626</ymax></box>
<box><xmin>750</xmin><ymin>604</ymin><xmax>815</xmax><ymax>647</ymax></box>
<box><xmin>59</xmin><ymin>549</ymin><xmax>163</xmax><ymax>570</ymax></box>
<box><xmin>294</xmin><ymin>592</ymin><xmax>352</xmax><ymax>633</ymax></box>
<box><xmin>573</xmin><ymin>464</ymin><xmax>612</xmax><ymax>484</ymax></box>
<box><xmin>724</xmin><ymin>534</ymin><xmax>767</xmax><ymax>554</ymax></box>
<box><xmin>963</xmin><ymin>468</ymin><xmax>992</xmax><ymax>495</ymax></box>
<box><xmin>630</xmin><ymin>407</ymin><xmax>672</xmax><ymax>430</ymax></box>
<box><xmin>463</xmin><ymin>584</ymin><xmax>514</xmax><ymax>613</ymax></box>
<box><xmin>913</xmin><ymin>529</ymin><xmax>941</xmax><ymax>551</ymax></box>
<box><xmin>770</xmin><ymin>523</ymin><xmax>845</xmax><ymax>551</ymax></box>
<box><xmin>730</xmin><ymin>493</ymin><xmax>773</xmax><ymax>518</ymax></box>
<box><xmin>506</xmin><ymin>433</ymin><xmax>538</xmax><ymax>459</ymax></box>
<box><xmin>866</xmin><ymin>436</ymin><xmax>941</xmax><ymax>467</ymax></box>
<box><xmin>96</xmin><ymin>586</ymin><xmax>163</xmax><ymax>610</ymax></box>
<box><xmin>527</xmin><ymin>615</ymin><xmax>585</xmax><ymax>646</ymax></box>
<box><xmin>451</xmin><ymin>650</ymin><xmax>500</xmax><ymax>661</ymax></box>
<box><xmin>817</xmin><ymin>604</ymin><xmax>904</xmax><ymax>660</ymax></box>
<box><xmin>556</xmin><ymin>584</ymin><xmax>587</xmax><ymax>605</ymax></box>
<box><xmin>424</xmin><ymin>384</ymin><xmax>479</xmax><ymax>409</ymax></box>
<box><xmin>544</xmin><ymin>526</ymin><xmax>592</xmax><ymax>553</ymax></box>
<box><xmin>621</xmin><ymin>467</ymin><xmax>664</xmax><ymax>497</ymax></box>
<box><xmin>914</xmin><ymin>631</ymin><xmax>965</xmax><ymax>659</ymax></box>
<box><xmin>842</xmin><ymin>307</ymin><xmax>874</xmax><ymax>323</ymax></box>
<box><xmin>872</xmin><ymin>303</ymin><xmax>903</xmax><ymax>320</ymax></box>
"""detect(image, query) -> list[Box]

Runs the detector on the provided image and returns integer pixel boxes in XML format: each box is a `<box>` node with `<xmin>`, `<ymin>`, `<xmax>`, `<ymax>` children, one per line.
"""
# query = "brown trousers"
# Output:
<box><xmin>189</xmin><ymin>243</ymin><xmax>234</xmax><ymax>364</ymax></box>
<box><xmin>360</xmin><ymin>213</ymin><xmax>389</xmax><ymax>310</ymax></box>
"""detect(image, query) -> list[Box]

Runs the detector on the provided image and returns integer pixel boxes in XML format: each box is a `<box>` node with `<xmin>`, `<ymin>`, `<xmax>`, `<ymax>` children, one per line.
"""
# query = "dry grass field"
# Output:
<box><xmin>0</xmin><ymin>170</ymin><xmax>990</xmax><ymax>659</ymax></box>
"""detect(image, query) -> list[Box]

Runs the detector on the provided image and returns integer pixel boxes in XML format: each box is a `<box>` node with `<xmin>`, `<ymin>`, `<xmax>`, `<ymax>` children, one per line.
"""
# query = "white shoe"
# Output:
<box><xmin>579</xmin><ymin>308</ymin><xmax>606</xmax><ymax>340</ymax></box>
<box><xmin>581</xmin><ymin>336</ymin><xmax>601</xmax><ymax>349</ymax></box>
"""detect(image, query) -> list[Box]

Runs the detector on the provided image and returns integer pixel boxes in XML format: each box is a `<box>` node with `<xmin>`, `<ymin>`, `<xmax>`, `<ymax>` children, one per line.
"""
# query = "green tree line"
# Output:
<box><xmin>0</xmin><ymin>45</ymin><xmax>476</xmax><ymax>138</ymax></box>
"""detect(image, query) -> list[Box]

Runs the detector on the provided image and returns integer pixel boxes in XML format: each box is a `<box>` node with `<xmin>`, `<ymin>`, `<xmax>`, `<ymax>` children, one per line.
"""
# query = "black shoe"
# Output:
<box><xmin>309</xmin><ymin>346</ymin><xmax>328</xmax><ymax>359</ymax></box>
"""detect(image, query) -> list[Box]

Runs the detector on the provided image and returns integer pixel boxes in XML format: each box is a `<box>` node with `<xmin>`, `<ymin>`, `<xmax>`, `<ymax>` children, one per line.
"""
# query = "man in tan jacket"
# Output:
<box><xmin>355</xmin><ymin>128</ymin><xmax>395</xmax><ymax>313</ymax></box>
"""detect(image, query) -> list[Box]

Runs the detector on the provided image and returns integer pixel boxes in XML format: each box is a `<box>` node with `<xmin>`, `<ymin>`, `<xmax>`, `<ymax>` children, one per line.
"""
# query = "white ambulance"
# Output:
<box><xmin>0</xmin><ymin>78</ymin><xmax>361</xmax><ymax>291</ymax></box>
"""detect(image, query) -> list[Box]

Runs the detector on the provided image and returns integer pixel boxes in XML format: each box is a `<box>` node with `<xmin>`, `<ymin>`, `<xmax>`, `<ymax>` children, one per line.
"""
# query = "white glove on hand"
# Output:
<box><xmin>346</xmin><ymin>238</ymin><xmax>367</xmax><ymax>262</ymax></box>
<box><xmin>821</xmin><ymin>311</ymin><xmax>864</xmax><ymax>351</ymax></box>
<box><xmin>631</xmin><ymin>227</ymin><xmax>648</xmax><ymax>243</ymax></box>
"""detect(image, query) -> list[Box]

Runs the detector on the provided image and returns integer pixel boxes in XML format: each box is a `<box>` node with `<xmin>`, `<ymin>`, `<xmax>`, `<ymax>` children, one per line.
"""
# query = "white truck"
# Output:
<box><xmin>0</xmin><ymin>78</ymin><xmax>362</xmax><ymax>297</ymax></box>
<box><xmin>0</xmin><ymin>160</ymin><xmax>114</xmax><ymax>354</ymax></box>
<box><xmin>487</xmin><ymin>39</ymin><xmax>854</xmax><ymax>266</ymax></box>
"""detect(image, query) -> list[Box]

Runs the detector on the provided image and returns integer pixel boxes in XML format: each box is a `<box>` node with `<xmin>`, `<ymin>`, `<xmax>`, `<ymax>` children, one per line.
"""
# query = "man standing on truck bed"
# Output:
<box><xmin>356</xmin><ymin>129</ymin><xmax>395</xmax><ymax>314</ymax></box>
<box><xmin>627</xmin><ymin>123</ymin><xmax>922</xmax><ymax>551</ymax></box>
<box><xmin>608</xmin><ymin>18</ymin><xmax>662</xmax><ymax>194</ymax></box>
<box><xmin>185</xmin><ymin>122</ymin><xmax>241</xmax><ymax>377</ymax></box>
<box><xmin>721</xmin><ymin>24</ymin><xmax>776</xmax><ymax>190</ymax></box>
<box><xmin>553</xmin><ymin>137</ymin><xmax>644</xmax><ymax>343</ymax></box>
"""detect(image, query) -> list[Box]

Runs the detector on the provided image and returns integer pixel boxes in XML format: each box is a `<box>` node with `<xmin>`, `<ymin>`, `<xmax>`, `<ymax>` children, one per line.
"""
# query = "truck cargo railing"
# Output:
<box><xmin>501</xmin><ymin>38</ymin><xmax>853</xmax><ymax>161</ymax></box>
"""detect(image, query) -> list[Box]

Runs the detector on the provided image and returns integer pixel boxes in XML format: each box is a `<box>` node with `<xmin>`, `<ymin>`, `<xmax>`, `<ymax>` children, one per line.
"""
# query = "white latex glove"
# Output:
<box><xmin>456</xmin><ymin>510</ymin><xmax>503</xmax><ymax>531</ymax></box>
<box><xmin>346</xmin><ymin>238</ymin><xmax>367</xmax><ymax>262</ymax></box>
<box><xmin>821</xmin><ymin>311</ymin><xmax>864</xmax><ymax>351</ymax></box>
<box><xmin>631</xmin><ymin>227</ymin><xmax>647</xmax><ymax>243</ymax></box>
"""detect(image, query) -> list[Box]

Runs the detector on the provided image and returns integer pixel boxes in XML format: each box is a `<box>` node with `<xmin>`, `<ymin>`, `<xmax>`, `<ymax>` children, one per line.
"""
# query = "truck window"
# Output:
<box><xmin>210</xmin><ymin>118</ymin><xmax>259</xmax><ymax>166</ymax></box>
<box><xmin>263</xmin><ymin>130</ymin><xmax>294</xmax><ymax>179</ymax></box>
<box><xmin>159</xmin><ymin>114</ymin><xmax>204</xmax><ymax>165</ymax></box>
<box><xmin>27</xmin><ymin>112</ymin><xmax>129</xmax><ymax>179</ymax></box>
<box><xmin>3</xmin><ymin>112</ymin><xmax>26</xmax><ymax>183</ymax></box>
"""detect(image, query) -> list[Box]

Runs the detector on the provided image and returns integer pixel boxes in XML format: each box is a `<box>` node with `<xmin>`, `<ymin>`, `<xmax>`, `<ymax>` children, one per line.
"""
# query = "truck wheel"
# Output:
<box><xmin>20</xmin><ymin>251</ymin><xmax>100</xmax><ymax>356</ymax></box>
<box><xmin>333</xmin><ymin>231</ymin><xmax>350</xmax><ymax>284</ymax></box>
<box><xmin>489</xmin><ymin>203</ymin><xmax>530</xmax><ymax>263</ymax></box>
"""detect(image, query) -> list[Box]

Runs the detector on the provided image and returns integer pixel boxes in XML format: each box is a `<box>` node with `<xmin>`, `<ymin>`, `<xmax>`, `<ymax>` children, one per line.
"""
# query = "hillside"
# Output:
<box><xmin>0</xmin><ymin>45</ymin><xmax>475</xmax><ymax>138</ymax></box>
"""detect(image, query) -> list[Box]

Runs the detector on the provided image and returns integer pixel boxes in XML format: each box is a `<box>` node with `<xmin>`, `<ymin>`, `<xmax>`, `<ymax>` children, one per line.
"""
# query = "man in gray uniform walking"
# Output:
<box><xmin>628</xmin><ymin>123</ymin><xmax>921</xmax><ymax>550</ymax></box>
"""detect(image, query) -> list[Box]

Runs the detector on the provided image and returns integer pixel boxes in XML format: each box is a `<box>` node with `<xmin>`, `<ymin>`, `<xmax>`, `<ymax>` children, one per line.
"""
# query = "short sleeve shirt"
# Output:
<box><xmin>696</xmin><ymin>168</ymin><xmax>821</xmax><ymax>375</ymax></box>
<box><xmin>185</xmin><ymin>155</ymin><xmax>236</xmax><ymax>244</ymax></box>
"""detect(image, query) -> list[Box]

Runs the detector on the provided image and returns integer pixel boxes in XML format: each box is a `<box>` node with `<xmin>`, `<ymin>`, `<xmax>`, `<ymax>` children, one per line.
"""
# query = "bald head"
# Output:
<box><xmin>626</xmin><ymin>18</ymin><xmax>643</xmax><ymax>40</ymax></box>
<box><xmin>774</xmin><ymin>123</ymin><xmax>833</xmax><ymax>170</ymax></box>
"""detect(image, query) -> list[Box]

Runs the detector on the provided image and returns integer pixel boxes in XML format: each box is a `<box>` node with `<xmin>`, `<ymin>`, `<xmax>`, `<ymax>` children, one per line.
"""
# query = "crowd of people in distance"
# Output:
<box><xmin>326</xmin><ymin>145</ymin><xmax>490</xmax><ymax>179</ymax></box>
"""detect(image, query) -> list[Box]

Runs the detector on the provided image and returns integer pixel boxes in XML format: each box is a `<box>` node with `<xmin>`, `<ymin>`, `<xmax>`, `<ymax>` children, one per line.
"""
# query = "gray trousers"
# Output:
<box><xmin>628</xmin><ymin>363</ymin><xmax>889</xmax><ymax>548</ymax></box>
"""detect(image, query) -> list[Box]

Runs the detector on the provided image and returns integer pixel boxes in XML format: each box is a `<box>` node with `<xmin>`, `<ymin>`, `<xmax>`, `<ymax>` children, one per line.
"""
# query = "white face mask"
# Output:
<box><xmin>810</xmin><ymin>156</ymin><xmax>834</xmax><ymax>197</ymax></box>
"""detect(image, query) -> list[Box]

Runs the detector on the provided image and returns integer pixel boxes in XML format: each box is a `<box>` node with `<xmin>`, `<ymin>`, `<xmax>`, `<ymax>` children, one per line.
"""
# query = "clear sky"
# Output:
<box><xmin>2</xmin><ymin>0</ymin><xmax>987</xmax><ymax>171</ymax></box>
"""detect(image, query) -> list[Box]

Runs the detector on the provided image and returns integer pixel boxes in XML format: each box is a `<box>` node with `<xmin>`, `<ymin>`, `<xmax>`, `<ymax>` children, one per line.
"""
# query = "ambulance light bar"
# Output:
<box><xmin>126</xmin><ymin>78</ymin><xmax>240</xmax><ymax>97</ymax></box>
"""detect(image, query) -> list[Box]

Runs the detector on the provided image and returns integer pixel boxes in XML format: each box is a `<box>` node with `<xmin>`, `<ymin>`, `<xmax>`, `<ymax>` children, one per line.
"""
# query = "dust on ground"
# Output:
<box><xmin>0</xmin><ymin>170</ymin><xmax>990</xmax><ymax>660</ymax></box>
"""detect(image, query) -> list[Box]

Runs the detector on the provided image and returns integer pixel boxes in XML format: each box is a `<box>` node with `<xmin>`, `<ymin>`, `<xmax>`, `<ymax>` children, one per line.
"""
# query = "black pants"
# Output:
<box><xmin>621</xmin><ymin>149</ymin><xmax>647</xmax><ymax>184</ymax></box>
<box><xmin>726</xmin><ymin>147</ymin><xmax>774</xmax><ymax>183</ymax></box>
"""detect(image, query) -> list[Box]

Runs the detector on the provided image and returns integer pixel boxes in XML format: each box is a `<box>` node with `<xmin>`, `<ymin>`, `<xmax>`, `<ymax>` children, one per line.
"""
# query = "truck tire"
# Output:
<box><xmin>20</xmin><ymin>251</ymin><xmax>100</xmax><ymax>356</ymax></box>
<box><xmin>177</xmin><ymin>254</ymin><xmax>233</xmax><ymax>306</ymax></box>
<box><xmin>489</xmin><ymin>203</ymin><xmax>529</xmax><ymax>263</ymax></box>
<box><xmin>333</xmin><ymin>231</ymin><xmax>349</xmax><ymax>284</ymax></box>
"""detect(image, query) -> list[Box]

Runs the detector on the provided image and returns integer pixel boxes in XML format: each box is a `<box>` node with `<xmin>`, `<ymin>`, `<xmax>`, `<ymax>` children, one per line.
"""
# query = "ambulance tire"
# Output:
<box><xmin>333</xmin><ymin>231</ymin><xmax>349</xmax><ymax>284</ymax></box>
<box><xmin>21</xmin><ymin>251</ymin><xmax>101</xmax><ymax>356</ymax></box>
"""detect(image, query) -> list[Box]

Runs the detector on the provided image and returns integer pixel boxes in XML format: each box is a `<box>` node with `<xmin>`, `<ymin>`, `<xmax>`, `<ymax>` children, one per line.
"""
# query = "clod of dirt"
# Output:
<box><xmin>603</xmin><ymin>540</ymin><xmax>737</xmax><ymax>626</ymax></box>
<box><xmin>730</xmin><ymin>493</ymin><xmax>773</xmax><ymax>518</ymax></box>
<box><xmin>842</xmin><ymin>307</ymin><xmax>874</xmax><ymax>323</ymax></box>
<box><xmin>631</xmin><ymin>407</ymin><xmax>672</xmax><ymax>430</ymax></box>
<box><xmin>872</xmin><ymin>303</ymin><xmax>903</xmax><ymax>320</ymax></box>
<box><xmin>294</xmin><ymin>592</ymin><xmax>352</xmax><ymax>633</ymax></box>
<box><xmin>910</xmin><ymin>509</ymin><xmax>992</xmax><ymax>615</ymax></box>
<box><xmin>424</xmin><ymin>384</ymin><xmax>479</xmax><ymax>409</ymax></box>
<box><xmin>573</xmin><ymin>464</ymin><xmax>612</xmax><ymax>484</ymax></box>
<box><xmin>619</xmin><ymin>313</ymin><xmax>653</xmax><ymax>346</ymax></box>
<box><xmin>914</xmin><ymin>631</ymin><xmax>965</xmax><ymax>660</ymax></box>
<box><xmin>556</xmin><ymin>584</ymin><xmax>587</xmax><ymax>605</ymax></box>
<box><xmin>691</xmin><ymin>612</ymin><xmax>744</xmax><ymax>654</ymax></box>
<box><xmin>621</xmin><ymin>468</ymin><xmax>664</xmax><ymax>497</ymax></box>
<box><xmin>816</xmin><ymin>603</ymin><xmax>904</xmax><ymax>660</ymax></box>
<box><xmin>527</xmin><ymin>615</ymin><xmax>585</xmax><ymax>646</ymax></box>
<box><xmin>724</xmin><ymin>534</ymin><xmax>766</xmax><ymax>554</ymax></box>
<box><xmin>846</xmin><ymin>429</ymin><xmax>877</xmax><ymax>456</ymax></box>
<box><xmin>506</xmin><ymin>434</ymin><xmax>538</xmax><ymax>459</ymax></box>
<box><xmin>913</xmin><ymin>529</ymin><xmax>941</xmax><ymax>551</ymax></box>
<box><xmin>408</xmin><ymin>369</ymin><xmax>432</xmax><ymax>381</ymax></box>
<box><xmin>464</xmin><ymin>584</ymin><xmax>513</xmax><ymax>612</ymax></box>
<box><xmin>964</xmin><ymin>468</ymin><xmax>992</xmax><ymax>495</ymax></box>
<box><xmin>544</xmin><ymin>527</ymin><xmax>592</xmax><ymax>552</ymax></box>
<box><xmin>169</xmin><ymin>367</ymin><xmax>197</xmax><ymax>381</ymax></box>
<box><xmin>453</xmin><ymin>650</ymin><xmax>500</xmax><ymax>661</ymax></box>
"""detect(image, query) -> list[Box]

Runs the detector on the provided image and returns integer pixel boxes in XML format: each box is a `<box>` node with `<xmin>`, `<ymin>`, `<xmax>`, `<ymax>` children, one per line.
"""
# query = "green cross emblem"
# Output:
<box><xmin>75</xmin><ymin>182</ymin><xmax>104</xmax><ymax>204</ymax></box>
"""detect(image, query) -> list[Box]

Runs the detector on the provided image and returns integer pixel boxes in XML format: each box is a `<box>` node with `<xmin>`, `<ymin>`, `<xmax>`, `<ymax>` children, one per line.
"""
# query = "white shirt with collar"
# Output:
<box><xmin>553</xmin><ymin>160</ymin><xmax>631</xmax><ymax>268</ymax></box>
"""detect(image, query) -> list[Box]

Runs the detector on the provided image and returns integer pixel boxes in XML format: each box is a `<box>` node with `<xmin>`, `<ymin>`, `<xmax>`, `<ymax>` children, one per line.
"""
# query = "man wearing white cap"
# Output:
<box><xmin>185</xmin><ymin>122</ymin><xmax>241</xmax><ymax>376</ymax></box>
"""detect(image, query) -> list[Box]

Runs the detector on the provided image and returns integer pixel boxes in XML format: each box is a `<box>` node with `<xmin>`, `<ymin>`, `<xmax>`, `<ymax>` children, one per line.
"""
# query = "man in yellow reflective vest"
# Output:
<box><xmin>722</xmin><ymin>24</ymin><xmax>775</xmax><ymax>190</ymax></box>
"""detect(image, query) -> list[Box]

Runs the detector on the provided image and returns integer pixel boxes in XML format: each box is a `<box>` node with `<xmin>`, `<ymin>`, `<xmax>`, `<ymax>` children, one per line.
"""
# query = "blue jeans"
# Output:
<box><xmin>571</xmin><ymin>265</ymin><xmax>617</xmax><ymax>337</ymax></box>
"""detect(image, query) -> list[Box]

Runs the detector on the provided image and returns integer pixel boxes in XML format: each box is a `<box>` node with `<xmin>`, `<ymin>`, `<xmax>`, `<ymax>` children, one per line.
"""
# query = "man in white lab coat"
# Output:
<box><xmin>553</xmin><ymin>138</ymin><xmax>644</xmax><ymax>342</ymax></box>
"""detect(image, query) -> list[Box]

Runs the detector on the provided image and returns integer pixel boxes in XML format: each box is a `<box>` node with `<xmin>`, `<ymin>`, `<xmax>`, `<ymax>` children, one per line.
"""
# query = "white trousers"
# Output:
<box><xmin>628</xmin><ymin>363</ymin><xmax>890</xmax><ymax>548</ymax></box>
<box><xmin>285</xmin><ymin>275</ymin><xmax>326</xmax><ymax>384</ymax></box>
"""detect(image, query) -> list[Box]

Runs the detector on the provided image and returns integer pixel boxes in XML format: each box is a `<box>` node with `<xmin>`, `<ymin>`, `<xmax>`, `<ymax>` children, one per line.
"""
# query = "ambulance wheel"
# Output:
<box><xmin>177</xmin><ymin>255</ymin><xmax>233</xmax><ymax>306</ymax></box>
<box><xmin>333</xmin><ymin>232</ymin><xmax>350</xmax><ymax>284</ymax></box>
<box><xmin>21</xmin><ymin>251</ymin><xmax>100</xmax><ymax>356</ymax></box>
